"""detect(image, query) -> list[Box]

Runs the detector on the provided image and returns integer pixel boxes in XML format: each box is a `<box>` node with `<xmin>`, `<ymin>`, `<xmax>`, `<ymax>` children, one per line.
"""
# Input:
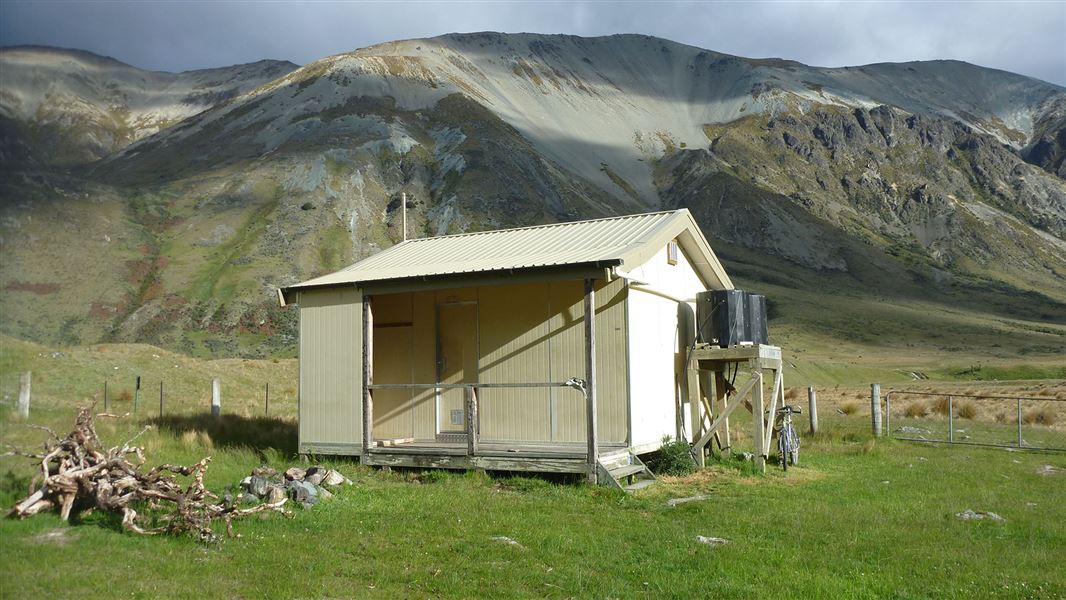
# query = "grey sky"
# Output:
<box><xmin>2</xmin><ymin>1</ymin><xmax>1063</xmax><ymax>86</ymax></box>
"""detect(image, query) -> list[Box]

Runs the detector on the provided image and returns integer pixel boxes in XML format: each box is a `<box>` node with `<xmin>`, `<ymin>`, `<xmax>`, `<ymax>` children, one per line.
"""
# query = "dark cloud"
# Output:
<box><xmin>1</xmin><ymin>1</ymin><xmax>1063</xmax><ymax>85</ymax></box>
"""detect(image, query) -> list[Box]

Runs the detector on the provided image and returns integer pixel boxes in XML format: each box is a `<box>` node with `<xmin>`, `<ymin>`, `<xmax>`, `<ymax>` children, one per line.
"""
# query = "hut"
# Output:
<box><xmin>280</xmin><ymin>209</ymin><xmax>781</xmax><ymax>487</ymax></box>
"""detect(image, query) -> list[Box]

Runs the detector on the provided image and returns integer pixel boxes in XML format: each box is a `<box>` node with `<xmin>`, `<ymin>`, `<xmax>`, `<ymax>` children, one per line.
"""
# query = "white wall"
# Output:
<box><xmin>626</xmin><ymin>243</ymin><xmax>706</xmax><ymax>451</ymax></box>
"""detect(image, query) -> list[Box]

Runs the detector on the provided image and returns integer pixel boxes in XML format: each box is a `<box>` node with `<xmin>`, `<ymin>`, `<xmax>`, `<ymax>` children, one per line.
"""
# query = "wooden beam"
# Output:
<box><xmin>750</xmin><ymin>360</ymin><xmax>766</xmax><ymax>473</ymax></box>
<box><xmin>584</xmin><ymin>278</ymin><xmax>598</xmax><ymax>483</ymax></box>
<box><xmin>715</xmin><ymin>370</ymin><xmax>731</xmax><ymax>458</ymax></box>
<box><xmin>693</xmin><ymin>372</ymin><xmax>760</xmax><ymax>451</ymax></box>
<box><xmin>466</xmin><ymin>386</ymin><xmax>479</xmax><ymax>456</ymax></box>
<box><xmin>362</xmin><ymin>296</ymin><xmax>374</xmax><ymax>456</ymax></box>
<box><xmin>763</xmin><ymin>367</ymin><xmax>783</xmax><ymax>454</ymax></box>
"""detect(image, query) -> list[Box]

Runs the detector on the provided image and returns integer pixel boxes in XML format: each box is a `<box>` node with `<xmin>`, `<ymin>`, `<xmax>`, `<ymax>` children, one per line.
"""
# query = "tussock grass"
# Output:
<box><xmin>904</xmin><ymin>402</ymin><xmax>929</xmax><ymax>418</ymax></box>
<box><xmin>956</xmin><ymin>401</ymin><xmax>979</xmax><ymax>420</ymax></box>
<box><xmin>784</xmin><ymin>387</ymin><xmax>800</xmax><ymax>400</ymax></box>
<box><xmin>840</xmin><ymin>401</ymin><xmax>859</xmax><ymax>415</ymax></box>
<box><xmin>1023</xmin><ymin>407</ymin><xmax>1058</xmax><ymax>426</ymax></box>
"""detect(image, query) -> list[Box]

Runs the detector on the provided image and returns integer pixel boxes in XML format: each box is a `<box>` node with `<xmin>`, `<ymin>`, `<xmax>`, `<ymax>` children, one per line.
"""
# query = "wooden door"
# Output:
<box><xmin>437</xmin><ymin>302</ymin><xmax>478</xmax><ymax>433</ymax></box>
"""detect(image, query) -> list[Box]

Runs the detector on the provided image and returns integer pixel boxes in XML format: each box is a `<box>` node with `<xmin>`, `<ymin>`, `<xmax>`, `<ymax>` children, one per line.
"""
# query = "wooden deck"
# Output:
<box><xmin>364</xmin><ymin>440</ymin><xmax>629</xmax><ymax>473</ymax></box>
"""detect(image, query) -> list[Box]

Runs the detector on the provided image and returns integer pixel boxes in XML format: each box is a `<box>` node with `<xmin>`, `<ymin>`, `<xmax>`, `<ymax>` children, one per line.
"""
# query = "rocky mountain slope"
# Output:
<box><xmin>1</xmin><ymin>35</ymin><xmax>1064</xmax><ymax>359</ymax></box>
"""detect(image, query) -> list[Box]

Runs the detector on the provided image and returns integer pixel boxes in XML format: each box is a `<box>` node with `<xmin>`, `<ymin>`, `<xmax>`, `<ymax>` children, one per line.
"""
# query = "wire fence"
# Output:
<box><xmin>885</xmin><ymin>390</ymin><xmax>1066</xmax><ymax>452</ymax></box>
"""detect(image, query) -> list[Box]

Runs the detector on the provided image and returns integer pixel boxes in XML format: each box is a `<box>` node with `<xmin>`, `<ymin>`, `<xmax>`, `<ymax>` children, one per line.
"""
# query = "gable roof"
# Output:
<box><xmin>283</xmin><ymin>209</ymin><xmax>732</xmax><ymax>295</ymax></box>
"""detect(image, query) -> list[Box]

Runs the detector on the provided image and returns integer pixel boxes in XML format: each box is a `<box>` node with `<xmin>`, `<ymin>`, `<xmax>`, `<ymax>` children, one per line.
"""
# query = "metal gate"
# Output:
<box><xmin>885</xmin><ymin>391</ymin><xmax>1065</xmax><ymax>452</ymax></box>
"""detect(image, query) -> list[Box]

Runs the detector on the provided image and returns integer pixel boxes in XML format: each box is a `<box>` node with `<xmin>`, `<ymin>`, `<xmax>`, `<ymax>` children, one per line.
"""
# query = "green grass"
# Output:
<box><xmin>1</xmin><ymin>401</ymin><xmax>1063</xmax><ymax>597</ymax></box>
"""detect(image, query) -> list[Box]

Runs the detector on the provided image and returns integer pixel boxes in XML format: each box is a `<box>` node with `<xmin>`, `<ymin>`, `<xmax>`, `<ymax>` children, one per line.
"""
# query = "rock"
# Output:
<box><xmin>323</xmin><ymin>469</ymin><xmax>351</xmax><ymax>486</ymax></box>
<box><xmin>238</xmin><ymin>492</ymin><xmax>259</xmax><ymax>505</ymax></box>
<box><xmin>318</xmin><ymin>486</ymin><xmax>334</xmax><ymax>500</ymax></box>
<box><xmin>666</xmin><ymin>495</ymin><xmax>709</xmax><ymax>508</ymax></box>
<box><xmin>288</xmin><ymin>481</ymin><xmax>319</xmax><ymax>506</ymax></box>
<box><xmin>739</xmin><ymin>452</ymin><xmax>755</xmax><ymax>461</ymax></box>
<box><xmin>266</xmin><ymin>485</ymin><xmax>287</xmax><ymax>504</ymax></box>
<box><xmin>696</xmin><ymin>535</ymin><xmax>729</xmax><ymax>546</ymax></box>
<box><xmin>491</xmin><ymin>535</ymin><xmax>524</xmax><ymax>549</ymax></box>
<box><xmin>253</xmin><ymin>466</ymin><xmax>277</xmax><ymax>477</ymax></box>
<box><xmin>1036</xmin><ymin>464</ymin><xmax>1063</xmax><ymax>476</ymax></box>
<box><xmin>955</xmin><ymin>509</ymin><xmax>1005</xmax><ymax>522</ymax></box>
<box><xmin>305</xmin><ymin>466</ymin><xmax>328</xmax><ymax>485</ymax></box>
<box><xmin>239</xmin><ymin>476</ymin><xmax>252</xmax><ymax>488</ymax></box>
<box><xmin>247</xmin><ymin>476</ymin><xmax>270</xmax><ymax>498</ymax></box>
<box><xmin>284</xmin><ymin>467</ymin><xmax>307</xmax><ymax>481</ymax></box>
<box><xmin>897</xmin><ymin>426</ymin><xmax>931</xmax><ymax>434</ymax></box>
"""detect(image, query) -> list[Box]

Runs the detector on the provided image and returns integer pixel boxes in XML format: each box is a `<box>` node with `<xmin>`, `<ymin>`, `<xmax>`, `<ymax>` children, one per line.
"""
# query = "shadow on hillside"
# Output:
<box><xmin>150</xmin><ymin>414</ymin><xmax>298</xmax><ymax>457</ymax></box>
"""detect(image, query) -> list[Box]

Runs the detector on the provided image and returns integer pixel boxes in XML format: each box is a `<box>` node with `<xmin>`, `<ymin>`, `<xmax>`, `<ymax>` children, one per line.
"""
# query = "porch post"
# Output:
<box><xmin>466</xmin><ymin>386</ymin><xmax>479</xmax><ymax>456</ymax></box>
<box><xmin>584</xmin><ymin>278</ymin><xmax>598</xmax><ymax>483</ymax></box>
<box><xmin>362</xmin><ymin>295</ymin><xmax>374</xmax><ymax>456</ymax></box>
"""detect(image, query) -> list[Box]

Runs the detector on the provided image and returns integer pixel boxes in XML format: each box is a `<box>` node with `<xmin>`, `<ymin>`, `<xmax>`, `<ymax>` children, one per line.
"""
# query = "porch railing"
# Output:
<box><xmin>365</xmin><ymin>380</ymin><xmax>590</xmax><ymax>461</ymax></box>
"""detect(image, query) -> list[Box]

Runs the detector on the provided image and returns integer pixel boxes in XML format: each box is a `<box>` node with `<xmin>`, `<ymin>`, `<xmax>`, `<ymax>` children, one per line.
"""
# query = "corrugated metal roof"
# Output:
<box><xmin>285</xmin><ymin>209</ymin><xmax>731</xmax><ymax>291</ymax></box>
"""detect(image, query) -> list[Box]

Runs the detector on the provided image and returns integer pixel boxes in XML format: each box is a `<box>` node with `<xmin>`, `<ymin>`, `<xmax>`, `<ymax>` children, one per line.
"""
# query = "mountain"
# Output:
<box><xmin>1</xmin><ymin>35</ymin><xmax>1064</xmax><ymax>362</ymax></box>
<box><xmin>0</xmin><ymin>46</ymin><xmax>298</xmax><ymax>167</ymax></box>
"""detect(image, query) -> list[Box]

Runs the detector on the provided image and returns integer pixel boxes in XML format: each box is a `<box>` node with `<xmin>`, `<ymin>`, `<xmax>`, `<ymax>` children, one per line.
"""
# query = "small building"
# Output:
<box><xmin>280</xmin><ymin>209</ymin><xmax>773</xmax><ymax>486</ymax></box>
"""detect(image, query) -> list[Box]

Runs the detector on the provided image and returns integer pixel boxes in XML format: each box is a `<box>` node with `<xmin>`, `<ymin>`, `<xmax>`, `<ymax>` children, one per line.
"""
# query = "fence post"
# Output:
<box><xmin>159</xmin><ymin>381</ymin><xmax>164</xmax><ymax>418</ymax></box>
<box><xmin>17</xmin><ymin>372</ymin><xmax>30</xmax><ymax>418</ymax></box>
<box><xmin>134</xmin><ymin>376</ymin><xmax>141</xmax><ymax>414</ymax></box>
<box><xmin>104</xmin><ymin>380</ymin><xmax>109</xmax><ymax>413</ymax></box>
<box><xmin>870</xmin><ymin>383</ymin><xmax>882</xmax><ymax>437</ymax></box>
<box><xmin>948</xmin><ymin>396</ymin><xmax>954</xmax><ymax>442</ymax></box>
<box><xmin>212</xmin><ymin>378</ymin><xmax>221</xmax><ymax>419</ymax></box>
<box><xmin>265</xmin><ymin>382</ymin><xmax>270</xmax><ymax>417</ymax></box>
<box><xmin>807</xmin><ymin>386</ymin><xmax>818</xmax><ymax>435</ymax></box>
<box><xmin>885</xmin><ymin>392</ymin><xmax>891</xmax><ymax>434</ymax></box>
<box><xmin>1017</xmin><ymin>398</ymin><xmax>1023</xmax><ymax>447</ymax></box>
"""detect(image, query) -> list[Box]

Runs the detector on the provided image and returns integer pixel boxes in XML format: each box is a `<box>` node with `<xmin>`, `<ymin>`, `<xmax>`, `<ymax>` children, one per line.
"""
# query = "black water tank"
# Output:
<box><xmin>746</xmin><ymin>294</ymin><xmax>768</xmax><ymax>345</ymax></box>
<box><xmin>697</xmin><ymin>289</ymin><xmax>747</xmax><ymax>347</ymax></box>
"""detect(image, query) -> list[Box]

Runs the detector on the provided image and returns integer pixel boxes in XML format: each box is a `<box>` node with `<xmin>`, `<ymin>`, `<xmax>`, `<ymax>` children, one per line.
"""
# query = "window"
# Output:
<box><xmin>667</xmin><ymin>240</ymin><xmax>679</xmax><ymax>265</ymax></box>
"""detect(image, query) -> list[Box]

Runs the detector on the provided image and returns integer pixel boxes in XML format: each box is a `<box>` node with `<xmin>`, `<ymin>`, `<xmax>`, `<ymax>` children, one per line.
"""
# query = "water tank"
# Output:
<box><xmin>746</xmin><ymin>294</ymin><xmax>768</xmax><ymax>345</ymax></box>
<box><xmin>697</xmin><ymin>289</ymin><xmax>747</xmax><ymax>347</ymax></box>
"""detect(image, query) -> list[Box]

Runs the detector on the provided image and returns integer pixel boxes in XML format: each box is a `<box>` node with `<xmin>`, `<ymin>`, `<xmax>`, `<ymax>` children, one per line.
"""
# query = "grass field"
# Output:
<box><xmin>1</xmin><ymin>335</ymin><xmax>1064</xmax><ymax>598</ymax></box>
<box><xmin>1</xmin><ymin>401</ymin><xmax>1064</xmax><ymax>598</ymax></box>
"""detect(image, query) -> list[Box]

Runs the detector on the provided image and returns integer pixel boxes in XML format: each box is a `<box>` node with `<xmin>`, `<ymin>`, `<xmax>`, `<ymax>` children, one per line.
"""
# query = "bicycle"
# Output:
<box><xmin>775</xmin><ymin>405</ymin><xmax>802</xmax><ymax>471</ymax></box>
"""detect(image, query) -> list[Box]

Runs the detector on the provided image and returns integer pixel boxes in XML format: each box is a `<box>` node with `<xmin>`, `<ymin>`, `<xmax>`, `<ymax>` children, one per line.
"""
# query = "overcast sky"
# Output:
<box><xmin>2</xmin><ymin>1</ymin><xmax>1063</xmax><ymax>86</ymax></box>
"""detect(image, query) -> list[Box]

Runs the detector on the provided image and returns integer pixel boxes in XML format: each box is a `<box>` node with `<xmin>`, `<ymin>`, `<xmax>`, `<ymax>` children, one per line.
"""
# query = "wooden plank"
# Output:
<box><xmin>376</xmin><ymin>438</ymin><xmax>415</xmax><ymax>447</ymax></box>
<box><xmin>362</xmin><ymin>296</ymin><xmax>374</xmax><ymax>455</ymax></box>
<box><xmin>364</xmin><ymin>452</ymin><xmax>590</xmax><ymax>473</ymax></box>
<box><xmin>693</xmin><ymin>372</ymin><xmax>759</xmax><ymax>451</ymax></box>
<box><xmin>584</xmin><ymin>278</ymin><xmax>598</xmax><ymax>483</ymax></box>
<box><xmin>686</xmin><ymin>346</ymin><xmax>701</xmax><ymax>445</ymax></box>
<box><xmin>763</xmin><ymin>367</ymin><xmax>783</xmax><ymax>454</ymax></box>
<box><xmin>298</xmin><ymin>442</ymin><xmax>365</xmax><ymax>455</ymax></box>
<box><xmin>715</xmin><ymin>370</ymin><xmax>731</xmax><ymax>457</ymax></box>
<box><xmin>750</xmin><ymin>360</ymin><xmax>766</xmax><ymax>473</ymax></box>
<box><xmin>466</xmin><ymin>386</ymin><xmax>479</xmax><ymax>456</ymax></box>
<box><xmin>690</xmin><ymin>344</ymin><xmax>782</xmax><ymax>363</ymax></box>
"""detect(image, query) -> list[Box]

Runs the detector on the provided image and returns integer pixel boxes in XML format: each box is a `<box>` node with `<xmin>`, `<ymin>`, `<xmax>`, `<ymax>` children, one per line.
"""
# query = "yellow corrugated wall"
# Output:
<box><xmin>298</xmin><ymin>287</ymin><xmax>363</xmax><ymax>454</ymax></box>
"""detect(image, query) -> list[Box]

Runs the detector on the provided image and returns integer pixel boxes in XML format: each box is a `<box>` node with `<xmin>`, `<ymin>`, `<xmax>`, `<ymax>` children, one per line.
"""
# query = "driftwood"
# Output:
<box><xmin>7</xmin><ymin>405</ymin><xmax>289</xmax><ymax>542</ymax></box>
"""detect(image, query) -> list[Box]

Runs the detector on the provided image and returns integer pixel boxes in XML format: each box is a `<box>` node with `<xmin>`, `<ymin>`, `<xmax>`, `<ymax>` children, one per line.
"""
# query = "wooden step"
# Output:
<box><xmin>624</xmin><ymin>479</ymin><xmax>656</xmax><ymax>492</ymax></box>
<box><xmin>609</xmin><ymin>464</ymin><xmax>646</xmax><ymax>479</ymax></box>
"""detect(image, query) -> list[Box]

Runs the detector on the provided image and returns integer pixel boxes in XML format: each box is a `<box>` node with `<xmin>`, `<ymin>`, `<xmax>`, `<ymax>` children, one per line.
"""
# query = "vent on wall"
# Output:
<box><xmin>667</xmin><ymin>240</ymin><xmax>679</xmax><ymax>265</ymax></box>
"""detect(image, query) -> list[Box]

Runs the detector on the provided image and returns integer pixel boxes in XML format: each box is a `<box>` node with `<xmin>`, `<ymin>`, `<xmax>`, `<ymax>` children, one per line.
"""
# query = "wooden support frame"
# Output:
<box><xmin>687</xmin><ymin>344</ymin><xmax>783</xmax><ymax>474</ymax></box>
<box><xmin>362</xmin><ymin>296</ymin><xmax>374</xmax><ymax>457</ymax></box>
<box><xmin>584</xmin><ymin>278</ymin><xmax>598</xmax><ymax>483</ymax></box>
<box><xmin>465</xmin><ymin>386</ymin><xmax>479</xmax><ymax>456</ymax></box>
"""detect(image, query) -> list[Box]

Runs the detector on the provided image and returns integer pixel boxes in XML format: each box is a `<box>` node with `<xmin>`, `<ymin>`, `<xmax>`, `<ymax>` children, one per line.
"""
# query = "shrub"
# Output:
<box><xmin>1023</xmin><ymin>408</ymin><xmax>1057</xmax><ymax>426</ymax></box>
<box><xmin>932</xmin><ymin>397</ymin><xmax>951</xmax><ymax>416</ymax></box>
<box><xmin>840</xmin><ymin>402</ymin><xmax>859</xmax><ymax>416</ymax></box>
<box><xmin>903</xmin><ymin>402</ymin><xmax>928</xmax><ymax>418</ymax></box>
<box><xmin>118</xmin><ymin>389</ymin><xmax>132</xmax><ymax>403</ymax></box>
<box><xmin>994</xmin><ymin>411</ymin><xmax>1008</xmax><ymax>423</ymax></box>
<box><xmin>785</xmin><ymin>387</ymin><xmax>799</xmax><ymax>400</ymax></box>
<box><xmin>646</xmin><ymin>435</ymin><xmax>695</xmax><ymax>476</ymax></box>
<box><xmin>956</xmin><ymin>401</ymin><xmax>979</xmax><ymax>420</ymax></box>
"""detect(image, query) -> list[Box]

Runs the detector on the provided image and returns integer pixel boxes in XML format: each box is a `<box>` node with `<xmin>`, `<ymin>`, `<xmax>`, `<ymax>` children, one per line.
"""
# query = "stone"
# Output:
<box><xmin>739</xmin><ymin>452</ymin><xmax>755</xmax><ymax>461</ymax></box>
<box><xmin>253</xmin><ymin>466</ymin><xmax>277</xmax><ymax>477</ymax></box>
<box><xmin>288</xmin><ymin>481</ymin><xmax>319</xmax><ymax>506</ymax></box>
<box><xmin>1036</xmin><ymin>464</ymin><xmax>1063</xmax><ymax>476</ymax></box>
<box><xmin>305</xmin><ymin>466</ymin><xmax>327</xmax><ymax>485</ymax></box>
<box><xmin>955</xmin><ymin>509</ymin><xmax>1005</xmax><ymax>522</ymax></box>
<box><xmin>491</xmin><ymin>535</ymin><xmax>524</xmax><ymax>549</ymax></box>
<box><xmin>666</xmin><ymin>495</ymin><xmax>709</xmax><ymax>508</ymax></box>
<box><xmin>696</xmin><ymin>535</ymin><xmax>729</xmax><ymax>546</ymax></box>
<box><xmin>247</xmin><ymin>476</ymin><xmax>270</xmax><ymax>498</ymax></box>
<box><xmin>323</xmin><ymin>469</ymin><xmax>351</xmax><ymax>486</ymax></box>
<box><xmin>318</xmin><ymin>486</ymin><xmax>334</xmax><ymax>500</ymax></box>
<box><xmin>284</xmin><ymin>467</ymin><xmax>307</xmax><ymax>481</ymax></box>
<box><xmin>266</xmin><ymin>485</ymin><xmax>286</xmax><ymax>504</ymax></box>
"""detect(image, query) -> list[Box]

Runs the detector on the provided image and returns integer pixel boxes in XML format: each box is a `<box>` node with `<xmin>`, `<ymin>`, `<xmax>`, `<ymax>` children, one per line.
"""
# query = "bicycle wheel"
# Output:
<box><xmin>778</xmin><ymin>429</ymin><xmax>788</xmax><ymax>472</ymax></box>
